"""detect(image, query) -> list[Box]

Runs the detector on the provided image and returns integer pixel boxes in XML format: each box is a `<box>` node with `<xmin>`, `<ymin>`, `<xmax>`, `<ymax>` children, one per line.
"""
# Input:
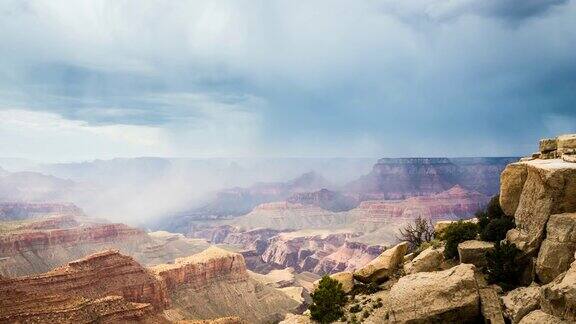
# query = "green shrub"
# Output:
<box><xmin>476</xmin><ymin>195</ymin><xmax>515</xmax><ymax>242</ymax></box>
<box><xmin>309</xmin><ymin>275</ymin><xmax>347</xmax><ymax>323</ymax></box>
<box><xmin>349</xmin><ymin>304</ymin><xmax>361</xmax><ymax>313</ymax></box>
<box><xmin>485</xmin><ymin>241</ymin><xmax>521</xmax><ymax>289</ymax></box>
<box><xmin>442</xmin><ymin>221</ymin><xmax>478</xmax><ymax>259</ymax></box>
<box><xmin>363</xmin><ymin>310</ymin><xmax>370</xmax><ymax>318</ymax></box>
<box><xmin>414</xmin><ymin>238</ymin><xmax>442</xmax><ymax>256</ymax></box>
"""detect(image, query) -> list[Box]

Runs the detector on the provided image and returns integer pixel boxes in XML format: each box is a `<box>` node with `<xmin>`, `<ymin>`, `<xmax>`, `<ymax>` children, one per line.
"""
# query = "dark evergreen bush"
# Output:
<box><xmin>485</xmin><ymin>241</ymin><xmax>521</xmax><ymax>289</ymax></box>
<box><xmin>442</xmin><ymin>221</ymin><xmax>478</xmax><ymax>259</ymax></box>
<box><xmin>309</xmin><ymin>275</ymin><xmax>346</xmax><ymax>323</ymax></box>
<box><xmin>476</xmin><ymin>195</ymin><xmax>515</xmax><ymax>242</ymax></box>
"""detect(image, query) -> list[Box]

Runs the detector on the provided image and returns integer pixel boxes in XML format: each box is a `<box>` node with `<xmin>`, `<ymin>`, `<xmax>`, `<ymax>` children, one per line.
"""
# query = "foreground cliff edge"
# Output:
<box><xmin>282</xmin><ymin>134</ymin><xmax>576</xmax><ymax>324</ymax></box>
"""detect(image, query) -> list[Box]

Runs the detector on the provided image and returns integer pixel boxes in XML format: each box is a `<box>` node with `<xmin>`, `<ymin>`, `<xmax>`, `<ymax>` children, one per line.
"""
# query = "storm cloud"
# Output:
<box><xmin>0</xmin><ymin>0</ymin><xmax>575</xmax><ymax>161</ymax></box>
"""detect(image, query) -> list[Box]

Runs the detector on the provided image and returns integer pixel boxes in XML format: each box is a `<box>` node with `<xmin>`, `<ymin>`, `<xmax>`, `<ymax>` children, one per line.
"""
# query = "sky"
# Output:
<box><xmin>0</xmin><ymin>0</ymin><xmax>575</xmax><ymax>162</ymax></box>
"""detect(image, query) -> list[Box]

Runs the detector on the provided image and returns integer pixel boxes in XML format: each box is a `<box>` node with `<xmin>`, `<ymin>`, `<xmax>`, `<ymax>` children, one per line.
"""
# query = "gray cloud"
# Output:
<box><xmin>0</xmin><ymin>0</ymin><xmax>575</xmax><ymax>160</ymax></box>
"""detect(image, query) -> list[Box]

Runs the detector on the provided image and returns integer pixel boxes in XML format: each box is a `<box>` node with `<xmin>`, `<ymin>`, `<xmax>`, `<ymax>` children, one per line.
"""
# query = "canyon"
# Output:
<box><xmin>0</xmin><ymin>156</ymin><xmax>519</xmax><ymax>323</ymax></box>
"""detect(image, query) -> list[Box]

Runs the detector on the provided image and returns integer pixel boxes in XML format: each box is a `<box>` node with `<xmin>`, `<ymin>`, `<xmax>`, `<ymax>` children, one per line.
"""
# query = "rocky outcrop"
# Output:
<box><xmin>0</xmin><ymin>294</ymin><xmax>168</xmax><ymax>324</ymax></box>
<box><xmin>0</xmin><ymin>250</ymin><xmax>169</xmax><ymax>309</ymax></box>
<box><xmin>479</xmin><ymin>287</ymin><xmax>505</xmax><ymax>324</ymax></box>
<box><xmin>153</xmin><ymin>247</ymin><xmax>299</xmax><ymax>324</ymax></box>
<box><xmin>0</xmin><ymin>223</ymin><xmax>146</xmax><ymax>254</ymax></box>
<box><xmin>518</xmin><ymin>310</ymin><xmax>568</xmax><ymax>324</ymax></box>
<box><xmin>151</xmin><ymin>246</ymin><xmax>248</xmax><ymax>291</ymax></box>
<box><xmin>540</xmin><ymin>256</ymin><xmax>576</xmax><ymax>322</ymax></box>
<box><xmin>387</xmin><ymin>264</ymin><xmax>480</xmax><ymax>323</ymax></box>
<box><xmin>0</xmin><ymin>250</ymin><xmax>170</xmax><ymax>323</ymax></box>
<box><xmin>403</xmin><ymin>247</ymin><xmax>444</xmax><ymax>274</ymax></box>
<box><xmin>500</xmin><ymin>159</ymin><xmax>576</xmax><ymax>254</ymax></box>
<box><xmin>502</xmin><ymin>285</ymin><xmax>540</xmax><ymax>323</ymax></box>
<box><xmin>536</xmin><ymin>213</ymin><xmax>576</xmax><ymax>283</ymax></box>
<box><xmin>354</xmin><ymin>242</ymin><xmax>408</xmax><ymax>283</ymax></box>
<box><xmin>313</xmin><ymin>271</ymin><xmax>355</xmax><ymax>293</ymax></box>
<box><xmin>458</xmin><ymin>240</ymin><xmax>494</xmax><ymax>267</ymax></box>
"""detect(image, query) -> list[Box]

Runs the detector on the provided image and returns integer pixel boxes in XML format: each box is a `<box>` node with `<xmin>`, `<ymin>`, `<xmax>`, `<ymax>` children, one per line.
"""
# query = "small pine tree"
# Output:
<box><xmin>442</xmin><ymin>221</ymin><xmax>478</xmax><ymax>259</ymax></box>
<box><xmin>485</xmin><ymin>241</ymin><xmax>521</xmax><ymax>290</ymax></box>
<box><xmin>309</xmin><ymin>275</ymin><xmax>347</xmax><ymax>323</ymax></box>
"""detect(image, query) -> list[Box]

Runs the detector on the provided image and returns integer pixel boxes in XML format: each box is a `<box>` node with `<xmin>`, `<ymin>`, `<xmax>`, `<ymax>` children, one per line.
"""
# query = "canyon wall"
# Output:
<box><xmin>0</xmin><ymin>202</ymin><xmax>83</xmax><ymax>220</ymax></box>
<box><xmin>152</xmin><ymin>246</ymin><xmax>249</xmax><ymax>291</ymax></box>
<box><xmin>347</xmin><ymin>157</ymin><xmax>515</xmax><ymax>199</ymax></box>
<box><xmin>0</xmin><ymin>250</ymin><xmax>170</xmax><ymax>323</ymax></box>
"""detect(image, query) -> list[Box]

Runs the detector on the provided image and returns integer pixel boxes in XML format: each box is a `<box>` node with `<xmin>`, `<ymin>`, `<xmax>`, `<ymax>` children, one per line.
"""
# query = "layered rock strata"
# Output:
<box><xmin>0</xmin><ymin>250</ymin><xmax>170</xmax><ymax>323</ymax></box>
<box><xmin>151</xmin><ymin>246</ymin><xmax>248</xmax><ymax>291</ymax></box>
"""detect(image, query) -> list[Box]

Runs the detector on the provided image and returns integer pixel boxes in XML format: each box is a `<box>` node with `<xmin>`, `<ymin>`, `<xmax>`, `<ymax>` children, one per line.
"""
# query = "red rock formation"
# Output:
<box><xmin>346</xmin><ymin>157</ymin><xmax>515</xmax><ymax>199</ymax></box>
<box><xmin>260</xmin><ymin>232</ymin><xmax>383</xmax><ymax>274</ymax></box>
<box><xmin>0</xmin><ymin>223</ymin><xmax>146</xmax><ymax>254</ymax></box>
<box><xmin>286</xmin><ymin>188</ymin><xmax>359</xmax><ymax>212</ymax></box>
<box><xmin>0</xmin><ymin>250</ymin><xmax>170</xmax><ymax>323</ymax></box>
<box><xmin>0</xmin><ymin>202</ymin><xmax>84</xmax><ymax>220</ymax></box>
<box><xmin>152</xmin><ymin>246</ymin><xmax>249</xmax><ymax>291</ymax></box>
<box><xmin>352</xmin><ymin>185</ymin><xmax>488</xmax><ymax>225</ymax></box>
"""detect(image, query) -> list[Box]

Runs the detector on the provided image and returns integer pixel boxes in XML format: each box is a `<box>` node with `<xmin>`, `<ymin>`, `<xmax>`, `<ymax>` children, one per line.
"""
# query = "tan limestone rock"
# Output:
<box><xmin>354</xmin><ymin>241</ymin><xmax>408</xmax><ymax>283</ymax></box>
<box><xmin>501</xmin><ymin>284</ymin><xmax>540</xmax><ymax>323</ymax></box>
<box><xmin>313</xmin><ymin>271</ymin><xmax>355</xmax><ymax>293</ymax></box>
<box><xmin>540</xmin><ymin>257</ymin><xmax>576</xmax><ymax>322</ymax></box>
<box><xmin>480</xmin><ymin>287</ymin><xmax>505</xmax><ymax>324</ymax></box>
<box><xmin>536</xmin><ymin>213</ymin><xmax>576</xmax><ymax>284</ymax></box>
<box><xmin>518</xmin><ymin>310</ymin><xmax>568</xmax><ymax>324</ymax></box>
<box><xmin>403</xmin><ymin>247</ymin><xmax>444</xmax><ymax>274</ymax></box>
<box><xmin>387</xmin><ymin>264</ymin><xmax>480</xmax><ymax>323</ymax></box>
<box><xmin>499</xmin><ymin>159</ymin><xmax>576</xmax><ymax>254</ymax></box>
<box><xmin>540</xmin><ymin>138</ymin><xmax>558</xmax><ymax>153</ymax></box>
<box><xmin>558</xmin><ymin>134</ymin><xmax>576</xmax><ymax>151</ymax></box>
<box><xmin>458</xmin><ymin>240</ymin><xmax>494</xmax><ymax>267</ymax></box>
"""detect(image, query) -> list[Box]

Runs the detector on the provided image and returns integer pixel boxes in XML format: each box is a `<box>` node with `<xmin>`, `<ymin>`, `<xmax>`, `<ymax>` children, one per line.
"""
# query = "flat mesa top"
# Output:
<box><xmin>518</xmin><ymin>158</ymin><xmax>576</xmax><ymax>170</ymax></box>
<box><xmin>151</xmin><ymin>246</ymin><xmax>238</xmax><ymax>272</ymax></box>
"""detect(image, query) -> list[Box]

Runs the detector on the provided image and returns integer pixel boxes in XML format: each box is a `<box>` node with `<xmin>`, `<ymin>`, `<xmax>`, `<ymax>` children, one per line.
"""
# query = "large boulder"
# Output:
<box><xmin>536</xmin><ymin>213</ymin><xmax>576</xmax><ymax>284</ymax></box>
<box><xmin>387</xmin><ymin>264</ymin><xmax>480</xmax><ymax>323</ymax></box>
<box><xmin>458</xmin><ymin>240</ymin><xmax>494</xmax><ymax>267</ymax></box>
<box><xmin>540</xmin><ymin>257</ymin><xmax>576</xmax><ymax>322</ymax></box>
<box><xmin>558</xmin><ymin>134</ymin><xmax>576</xmax><ymax>153</ymax></box>
<box><xmin>354</xmin><ymin>242</ymin><xmax>408</xmax><ymax>283</ymax></box>
<box><xmin>501</xmin><ymin>285</ymin><xmax>540</xmax><ymax>323</ymax></box>
<box><xmin>518</xmin><ymin>310</ymin><xmax>568</xmax><ymax>324</ymax></box>
<box><xmin>313</xmin><ymin>271</ymin><xmax>354</xmax><ymax>293</ymax></box>
<box><xmin>499</xmin><ymin>159</ymin><xmax>576</xmax><ymax>254</ymax></box>
<box><xmin>403</xmin><ymin>247</ymin><xmax>443</xmax><ymax>275</ymax></box>
<box><xmin>540</xmin><ymin>138</ymin><xmax>558</xmax><ymax>153</ymax></box>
